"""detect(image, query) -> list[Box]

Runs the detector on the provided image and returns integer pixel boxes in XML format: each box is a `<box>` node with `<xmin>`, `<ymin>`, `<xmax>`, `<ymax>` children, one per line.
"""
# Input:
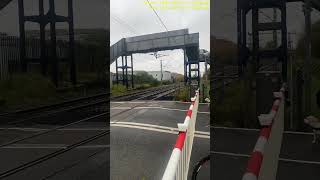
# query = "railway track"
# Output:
<box><xmin>0</xmin><ymin>84</ymin><xmax>180</xmax><ymax>179</ymax></box>
<box><xmin>0</xmin><ymin>110</ymin><xmax>109</xmax><ymax>179</ymax></box>
<box><xmin>0</xmin><ymin>93</ymin><xmax>108</xmax><ymax>118</ymax></box>
<box><xmin>0</xmin><ymin>130</ymin><xmax>109</xmax><ymax>179</ymax></box>
<box><xmin>212</xmin><ymin>63</ymin><xmax>279</xmax><ymax>91</ymax></box>
<box><xmin>0</xmin><ymin>84</ymin><xmax>179</xmax><ymax>125</ymax></box>
<box><xmin>111</xmin><ymin>83</ymin><xmax>180</xmax><ymax>101</ymax></box>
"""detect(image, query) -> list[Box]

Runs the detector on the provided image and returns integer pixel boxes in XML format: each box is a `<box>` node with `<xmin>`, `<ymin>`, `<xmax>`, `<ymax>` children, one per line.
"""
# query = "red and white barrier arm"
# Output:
<box><xmin>161</xmin><ymin>131</ymin><xmax>187</xmax><ymax>180</ymax></box>
<box><xmin>242</xmin><ymin>88</ymin><xmax>284</xmax><ymax>180</ymax></box>
<box><xmin>162</xmin><ymin>90</ymin><xmax>199</xmax><ymax>180</ymax></box>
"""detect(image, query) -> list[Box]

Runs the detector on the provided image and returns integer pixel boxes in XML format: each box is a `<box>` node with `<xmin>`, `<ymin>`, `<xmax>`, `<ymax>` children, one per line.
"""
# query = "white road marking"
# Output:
<box><xmin>111</xmin><ymin>121</ymin><xmax>209</xmax><ymax>139</ymax></box>
<box><xmin>213</xmin><ymin>126</ymin><xmax>260</xmax><ymax>132</ymax></box>
<box><xmin>111</xmin><ymin>101</ymin><xmax>148</xmax><ymax>104</ymax></box>
<box><xmin>213</xmin><ymin>151</ymin><xmax>320</xmax><ymax>165</ymax></box>
<box><xmin>111</xmin><ymin>107</ymin><xmax>132</xmax><ymax>110</ymax></box>
<box><xmin>111</xmin><ymin>106</ymin><xmax>209</xmax><ymax>114</ymax></box>
<box><xmin>111</xmin><ymin>101</ymin><xmax>209</xmax><ymax>105</ymax></box>
<box><xmin>111</xmin><ymin>121</ymin><xmax>209</xmax><ymax>135</ymax></box>
<box><xmin>213</xmin><ymin>126</ymin><xmax>314</xmax><ymax>135</ymax></box>
<box><xmin>212</xmin><ymin>151</ymin><xmax>250</xmax><ymax>157</ymax></box>
<box><xmin>0</xmin><ymin>144</ymin><xmax>109</xmax><ymax>149</ymax></box>
<box><xmin>279</xmin><ymin>157</ymin><xmax>320</xmax><ymax>165</ymax></box>
<box><xmin>283</xmin><ymin>131</ymin><xmax>313</xmax><ymax>135</ymax></box>
<box><xmin>0</xmin><ymin>127</ymin><xmax>108</xmax><ymax>132</ymax></box>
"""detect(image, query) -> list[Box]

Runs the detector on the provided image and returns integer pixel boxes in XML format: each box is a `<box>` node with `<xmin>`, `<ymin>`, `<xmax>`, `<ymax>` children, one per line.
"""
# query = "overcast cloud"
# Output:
<box><xmin>110</xmin><ymin>0</ymin><xmax>210</xmax><ymax>75</ymax></box>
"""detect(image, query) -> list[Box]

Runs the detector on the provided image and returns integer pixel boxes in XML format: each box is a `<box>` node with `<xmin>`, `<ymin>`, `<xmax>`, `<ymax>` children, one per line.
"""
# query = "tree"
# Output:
<box><xmin>296</xmin><ymin>20</ymin><xmax>320</xmax><ymax>59</ymax></box>
<box><xmin>211</xmin><ymin>37</ymin><xmax>237</xmax><ymax>65</ymax></box>
<box><xmin>133</xmin><ymin>71</ymin><xmax>159</xmax><ymax>86</ymax></box>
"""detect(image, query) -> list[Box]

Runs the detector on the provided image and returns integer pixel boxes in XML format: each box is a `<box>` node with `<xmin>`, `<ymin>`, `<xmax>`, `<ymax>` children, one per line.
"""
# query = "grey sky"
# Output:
<box><xmin>110</xmin><ymin>0</ymin><xmax>210</xmax><ymax>75</ymax></box>
<box><xmin>0</xmin><ymin>0</ymin><xmax>107</xmax><ymax>35</ymax></box>
<box><xmin>213</xmin><ymin>0</ymin><xmax>320</xmax><ymax>48</ymax></box>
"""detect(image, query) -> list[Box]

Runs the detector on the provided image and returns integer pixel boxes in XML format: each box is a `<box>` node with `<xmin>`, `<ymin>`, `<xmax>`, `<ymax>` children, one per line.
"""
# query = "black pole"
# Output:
<box><xmin>252</xmin><ymin>1</ymin><xmax>259</xmax><ymax>71</ymax></box>
<box><xmin>237</xmin><ymin>0</ymin><xmax>243</xmax><ymax>75</ymax></box>
<box><xmin>303</xmin><ymin>0</ymin><xmax>312</xmax><ymax>116</ymax></box>
<box><xmin>184</xmin><ymin>48</ymin><xmax>187</xmax><ymax>85</ymax></box>
<box><xmin>189</xmin><ymin>62</ymin><xmax>192</xmax><ymax>98</ymax></box>
<box><xmin>281</xmin><ymin>0</ymin><xmax>288</xmax><ymax>82</ymax></box>
<box><xmin>131</xmin><ymin>54</ymin><xmax>134</xmax><ymax>88</ymax></box>
<box><xmin>39</xmin><ymin>0</ymin><xmax>47</xmax><ymax>76</ymax></box>
<box><xmin>125</xmin><ymin>55</ymin><xmax>128</xmax><ymax>89</ymax></box>
<box><xmin>115</xmin><ymin>58</ymin><xmax>118</xmax><ymax>84</ymax></box>
<box><xmin>68</xmin><ymin>0</ymin><xmax>76</xmax><ymax>85</ymax></box>
<box><xmin>202</xmin><ymin>83</ymin><xmax>205</xmax><ymax>103</ymax></box>
<box><xmin>18</xmin><ymin>0</ymin><xmax>26</xmax><ymax>72</ymax></box>
<box><xmin>122</xmin><ymin>56</ymin><xmax>125</xmax><ymax>85</ymax></box>
<box><xmin>49</xmin><ymin>0</ymin><xmax>58</xmax><ymax>87</ymax></box>
<box><xmin>198</xmin><ymin>62</ymin><xmax>200</xmax><ymax>87</ymax></box>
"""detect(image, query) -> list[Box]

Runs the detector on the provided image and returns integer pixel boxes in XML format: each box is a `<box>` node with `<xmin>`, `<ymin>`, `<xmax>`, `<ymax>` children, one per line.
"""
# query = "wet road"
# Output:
<box><xmin>212</xmin><ymin>127</ymin><xmax>320</xmax><ymax>180</ymax></box>
<box><xmin>110</xmin><ymin>101</ymin><xmax>210</xmax><ymax>180</ymax></box>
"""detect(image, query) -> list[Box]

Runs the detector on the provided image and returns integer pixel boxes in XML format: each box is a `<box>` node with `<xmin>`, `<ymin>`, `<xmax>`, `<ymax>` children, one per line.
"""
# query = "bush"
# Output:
<box><xmin>135</xmin><ymin>84</ymin><xmax>152</xmax><ymax>90</ymax></box>
<box><xmin>161</xmin><ymin>80</ymin><xmax>172</xmax><ymax>85</ymax></box>
<box><xmin>174</xmin><ymin>86</ymin><xmax>189</xmax><ymax>102</ymax></box>
<box><xmin>111</xmin><ymin>84</ymin><xmax>127</xmax><ymax>96</ymax></box>
<box><xmin>133</xmin><ymin>71</ymin><xmax>160</xmax><ymax>87</ymax></box>
<box><xmin>213</xmin><ymin>80</ymin><xmax>250</xmax><ymax>127</ymax></box>
<box><xmin>0</xmin><ymin>73</ymin><xmax>57</xmax><ymax>109</ymax></box>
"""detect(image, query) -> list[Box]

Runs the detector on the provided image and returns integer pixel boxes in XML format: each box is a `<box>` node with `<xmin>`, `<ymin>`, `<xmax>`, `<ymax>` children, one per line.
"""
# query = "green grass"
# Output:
<box><xmin>311</xmin><ymin>77</ymin><xmax>320</xmax><ymax>118</ymax></box>
<box><xmin>213</xmin><ymin>79</ymin><xmax>255</xmax><ymax>127</ymax></box>
<box><xmin>111</xmin><ymin>83</ymin><xmax>158</xmax><ymax>97</ymax></box>
<box><xmin>134</xmin><ymin>83</ymin><xmax>153</xmax><ymax>90</ymax></box>
<box><xmin>111</xmin><ymin>84</ymin><xmax>127</xmax><ymax>96</ymax></box>
<box><xmin>174</xmin><ymin>86</ymin><xmax>189</xmax><ymax>102</ymax></box>
<box><xmin>200</xmin><ymin>79</ymin><xmax>210</xmax><ymax>102</ymax></box>
<box><xmin>77</xmin><ymin>72</ymin><xmax>102</xmax><ymax>82</ymax></box>
<box><xmin>0</xmin><ymin>73</ymin><xmax>58</xmax><ymax>110</ymax></box>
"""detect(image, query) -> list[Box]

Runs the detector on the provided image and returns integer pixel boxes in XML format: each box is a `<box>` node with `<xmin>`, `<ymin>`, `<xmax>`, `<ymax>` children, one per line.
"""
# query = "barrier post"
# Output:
<box><xmin>258</xmin><ymin>88</ymin><xmax>285</xmax><ymax>180</ymax></box>
<box><xmin>162</xmin><ymin>89</ymin><xmax>199</xmax><ymax>180</ymax></box>
<box><xmin>242</xmin><ymin>85</ymin><xmax>285</xmax><ymax>180</ymax></box>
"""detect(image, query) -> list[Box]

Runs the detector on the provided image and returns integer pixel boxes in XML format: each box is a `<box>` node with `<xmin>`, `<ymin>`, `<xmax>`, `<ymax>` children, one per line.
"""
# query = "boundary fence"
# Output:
<box><xmin>242</xmin><ymin>85</ymin><xmax>286</xmax><ymax>180</ymax></box>
<box><xmin>162</xmin><ymin>89</ymin><xmax>200</xmax><ymax>180</ymax></box>
<box><xmin>0</xmin><ymin>34</ymin><xmax>69</xmax><ymax>80</ymax></box>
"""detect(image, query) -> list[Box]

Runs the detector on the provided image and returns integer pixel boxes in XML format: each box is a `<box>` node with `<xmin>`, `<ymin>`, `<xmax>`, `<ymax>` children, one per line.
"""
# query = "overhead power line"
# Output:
<box><xmin>146</xmin><ymin>0</ymin><xmax>169</xmax><ymax>32</ymax></box>
<box><xmin>111</xmin><ymin>14</ymin><xmax>139</xmax><ymax>35</ymax></box>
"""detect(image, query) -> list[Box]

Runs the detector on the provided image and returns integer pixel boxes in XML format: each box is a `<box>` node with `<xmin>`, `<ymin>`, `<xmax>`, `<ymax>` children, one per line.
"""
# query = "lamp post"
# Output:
<box><xmin>150</xmin><ymin>52</ymin><xmax>168</xmax><ymax>81</ymax></box>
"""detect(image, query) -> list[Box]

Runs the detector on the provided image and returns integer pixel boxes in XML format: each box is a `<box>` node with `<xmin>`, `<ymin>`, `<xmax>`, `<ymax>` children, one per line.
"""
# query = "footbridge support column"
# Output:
<box><xmin>115</xmin><ymin>55</ymin><xmax>134</xmax><ymax>89</ymax></box>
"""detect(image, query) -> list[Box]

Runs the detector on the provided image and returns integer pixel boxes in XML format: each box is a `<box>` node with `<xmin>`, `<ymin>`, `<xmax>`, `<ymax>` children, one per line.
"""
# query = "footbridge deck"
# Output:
<box><xmin>110</xmin><ymin>29</ymin><xmax>200</xmax><ymax>64</ymax></box>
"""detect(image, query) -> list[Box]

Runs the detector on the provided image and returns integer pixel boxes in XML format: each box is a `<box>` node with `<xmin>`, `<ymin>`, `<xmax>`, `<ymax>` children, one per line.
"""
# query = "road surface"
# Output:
<box><xmin>212</xmin><ymin>127</ymin><xmax>320</xmax><ymax>180</ymax></box>
<box><xmin>111</xmin><ymin>101</ymin><xmax>210</xmax><ymax>180</ymax></box>
<box><xmin>0</xmin><ymin>122</ymin><xmax>108</xmax><ymax>180</ymax></box>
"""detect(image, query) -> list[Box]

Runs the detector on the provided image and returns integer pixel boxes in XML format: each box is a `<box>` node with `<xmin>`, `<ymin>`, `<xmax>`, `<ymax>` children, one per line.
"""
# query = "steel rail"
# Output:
<box><xmin>0</xmin><ymin>130</ymin><xmax>109</xmax><ymax>179</ymax></box>
<box><xmin>0</xmin><ymin>112</ymin><xmax>108</xmax><ymax>148</ymax></box>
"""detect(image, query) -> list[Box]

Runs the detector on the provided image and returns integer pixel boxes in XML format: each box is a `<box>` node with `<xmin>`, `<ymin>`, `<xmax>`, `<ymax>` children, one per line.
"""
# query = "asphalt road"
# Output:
<box><xmin>0</xmin><ymin>122</ymin><xmax>109</xmax><ymax>180</ymax></box>
<box><xmin>212</xmin><ymin>127</ymin><xmax>258</xmax><ymax>180</ymax></box>
<box><xmin>110</xmin><ymin>101</ymin><xmax>210</xmax><ymax>180</ymax></box>
<box><xmin>276</xmin><ymin>132</ymin><xmax>320</xmax><ymax>180</ymax></box>
<box><xmin>211</xmin><ymin>127</ymin><xmax>320</xmax><ymax>180</ymax></box>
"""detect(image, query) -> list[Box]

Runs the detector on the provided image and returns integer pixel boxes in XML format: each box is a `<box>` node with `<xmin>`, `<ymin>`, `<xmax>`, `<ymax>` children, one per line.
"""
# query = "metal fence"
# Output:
<box><xmin>162</xmin><ymin>89</ymin><xmax>199</xmax><ymax>180</ymax></box>
<box><xmin>0</xmin><ymin>34</ymin><xmax>69</xmax><ymax>80</ymax></box>
<box><xmin>0</xmin><ymin>35</ymin><xmax>19</xmax><ymax>79</ymax></box>
<box><xmin>242</xmin><ymin>85</ymin><xmax>285</xmax><ymax>180</ymax></box>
